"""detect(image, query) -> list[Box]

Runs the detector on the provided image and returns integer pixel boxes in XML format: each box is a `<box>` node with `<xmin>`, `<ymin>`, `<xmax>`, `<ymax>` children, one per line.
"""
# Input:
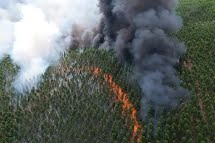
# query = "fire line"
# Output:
<box><xmin>61</xmin><ymin>66</ymin><xmax>143</xmax><ymax>142</ymax></box>
<box><xmin>92</xmin><ymin>67</ymin><xmax>143</xmax><ymax>142</ymax></box>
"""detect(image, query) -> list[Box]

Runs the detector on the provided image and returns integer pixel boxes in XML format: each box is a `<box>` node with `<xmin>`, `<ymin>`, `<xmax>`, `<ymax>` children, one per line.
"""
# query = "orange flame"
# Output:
<box><xmin>92</xmin><ymin>67</ymin><xmax>143</xmax><ymax>142</ymax></box>
<box><xmin>65</xmin><ymin>66</ymin><xmax>143</xmax><ymax>142</ymax></box>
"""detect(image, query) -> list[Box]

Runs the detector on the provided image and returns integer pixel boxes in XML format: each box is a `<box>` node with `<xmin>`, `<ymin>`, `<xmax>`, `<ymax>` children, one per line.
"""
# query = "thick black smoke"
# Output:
<box><xmin>95</xmin><ymin>0</ymin><xmax>189</xmax><ymax>119</ymax></box>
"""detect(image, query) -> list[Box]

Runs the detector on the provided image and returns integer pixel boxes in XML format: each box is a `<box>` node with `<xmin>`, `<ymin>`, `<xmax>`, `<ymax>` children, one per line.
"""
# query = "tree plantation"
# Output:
<box><xmin>1</xmin><ymin>0</ymin><xmax>215</xmax><ymax>142</ymax></box>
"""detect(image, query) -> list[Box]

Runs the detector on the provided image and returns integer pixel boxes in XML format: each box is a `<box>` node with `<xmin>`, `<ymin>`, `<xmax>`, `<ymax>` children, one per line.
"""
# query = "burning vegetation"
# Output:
<box><xmin>2</xmin><ymin>0</ymin><xmax>215</xmax><ymax>142</ymax></box>
<box><xmin>92</xmin><ymin>67</ymin><xmax>143</xmax><ymax>142</ymax></box>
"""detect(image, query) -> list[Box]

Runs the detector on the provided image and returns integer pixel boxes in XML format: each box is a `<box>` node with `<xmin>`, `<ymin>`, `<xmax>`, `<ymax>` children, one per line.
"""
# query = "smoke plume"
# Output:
<box><xmin>0</xmin><ymin>0</ymin><xmax>188</xmax><ymax>118</ymax></box>
<box><xmin>96</xmin><ymin>0</ymin><xmax>189</xmax><ymax>119</ymax></box>
<box><xmin>0</xmin><ymin>0</ymin><xmax>100</xmax><ymax>93</ymax></box>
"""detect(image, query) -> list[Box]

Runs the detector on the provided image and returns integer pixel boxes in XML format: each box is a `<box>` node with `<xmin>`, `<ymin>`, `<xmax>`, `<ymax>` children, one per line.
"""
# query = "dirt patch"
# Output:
<box><xmin>196</xmin><ymin>82</ymin><xmax>208</xmax><ymax>122</ymax></box>
<box><xmin>183</xmin><ymin>59</ymin><xmax>193</xmax><ymax>70</ymax></box>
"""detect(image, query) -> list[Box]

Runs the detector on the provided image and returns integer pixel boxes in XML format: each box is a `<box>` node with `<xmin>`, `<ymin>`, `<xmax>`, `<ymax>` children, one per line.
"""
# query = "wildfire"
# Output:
<box><xmin>92</xmin><ymin>67</ymin><xmax>143</xmax><ymax>142</ymax></box>
<box><xmin>67</xmin><ymin>66</ymin><xmax>143</xmax><ymax>142</ymax></box>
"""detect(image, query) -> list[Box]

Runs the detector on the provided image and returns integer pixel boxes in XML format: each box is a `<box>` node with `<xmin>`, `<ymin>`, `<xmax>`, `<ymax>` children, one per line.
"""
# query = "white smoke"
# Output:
<box><xmin>0</xmin><ymin>0</ymin><xmax>101</xmax><ymax>94</ymax></box>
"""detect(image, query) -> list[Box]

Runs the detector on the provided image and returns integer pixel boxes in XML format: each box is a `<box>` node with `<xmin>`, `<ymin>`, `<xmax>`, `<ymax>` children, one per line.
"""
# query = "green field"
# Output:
<box><xmin>1</xmin><ymin>0</ymin><xmax>215</xmax><ymax>142</ymax></box>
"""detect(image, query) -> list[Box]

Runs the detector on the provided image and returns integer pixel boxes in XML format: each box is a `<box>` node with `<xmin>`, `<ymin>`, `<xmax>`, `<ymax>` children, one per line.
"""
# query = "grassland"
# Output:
<box><xmin>0</xmin><ymin>0</ymin><xmax>215</xmax><ymax>142</ymax></box>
